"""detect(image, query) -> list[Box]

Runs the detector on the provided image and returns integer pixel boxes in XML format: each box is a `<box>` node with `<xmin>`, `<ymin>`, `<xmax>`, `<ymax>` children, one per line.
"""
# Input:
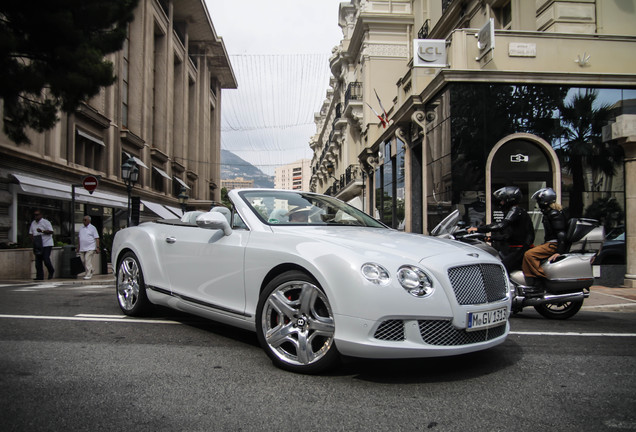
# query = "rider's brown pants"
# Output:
<box><xmin>522</xmin><ymin>242</ymin><xmax>558</xmax><ymax>278</ymax></box>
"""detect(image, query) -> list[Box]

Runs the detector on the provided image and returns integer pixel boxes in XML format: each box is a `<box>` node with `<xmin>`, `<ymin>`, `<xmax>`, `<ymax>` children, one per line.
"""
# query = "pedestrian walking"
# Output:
<box><xmin>78</xmin><ymin>215</ymin><xmax>100</xmax><ymax>280</ymax></box>
<box><xmin>29</xmin><ymin>209</ymin><xmax>55</xmax><ymax>280</ymax></box>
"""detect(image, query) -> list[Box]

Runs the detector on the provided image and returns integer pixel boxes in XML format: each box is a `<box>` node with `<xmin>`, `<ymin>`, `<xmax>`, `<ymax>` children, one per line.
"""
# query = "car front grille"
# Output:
<box><xmin>373</xmin><ymin>319</ymin><xmax>506</xmax><ymax>345</ymax></box>
<box><xmin>447</xmin><ymin>264</ymin><xmax>507</xmax><ymax>305</ymax></box>
<box><xmin>418</xmin><ymin>320</ymin><xmax>507</xmax><ymax>345</ymax></box>
<box><xmin>374</xmin><ymin>319</ymin><xmax>405</xmax><ymax>341</ymax></box>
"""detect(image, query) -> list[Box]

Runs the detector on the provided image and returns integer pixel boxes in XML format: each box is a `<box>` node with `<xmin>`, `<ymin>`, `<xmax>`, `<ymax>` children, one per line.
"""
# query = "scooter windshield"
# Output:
<box><xmin>431</xmin><ymin>209</ymin><xmax>461</xmax><ymax>237</ymax></box>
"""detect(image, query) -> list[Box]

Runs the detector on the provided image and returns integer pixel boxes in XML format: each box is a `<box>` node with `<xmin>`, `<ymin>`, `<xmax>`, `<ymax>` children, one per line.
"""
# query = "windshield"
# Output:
<box><xmin>239</xmin><ymin>190</ymin><xmax>386</xmax><ymax>228</ymax></box>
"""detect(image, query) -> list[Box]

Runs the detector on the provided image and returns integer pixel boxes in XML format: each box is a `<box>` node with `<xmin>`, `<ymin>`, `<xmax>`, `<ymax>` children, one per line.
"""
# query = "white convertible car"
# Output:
<box><xmin>112</xmin><ymin>189</ymin><xmax>510</xmax><ymax>373</ymax></box>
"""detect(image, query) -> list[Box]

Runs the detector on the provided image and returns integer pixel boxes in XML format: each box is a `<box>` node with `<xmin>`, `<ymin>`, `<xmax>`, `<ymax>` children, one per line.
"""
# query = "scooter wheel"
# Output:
<box><xmin>534</xmin><ymin>300</ymin><xmax>583</xmax><ymax>320</ymax></box>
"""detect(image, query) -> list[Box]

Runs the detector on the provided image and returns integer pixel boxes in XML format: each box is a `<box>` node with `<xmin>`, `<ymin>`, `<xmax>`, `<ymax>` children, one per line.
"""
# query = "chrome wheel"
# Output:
<box><xmin>257</xmin><ymin>271</ymin><xmax>338</xmax><ymax>372</ymax></box>
<box><xmin>116</xmin><ymin>252</ymin><xmax>150</xmax><ymax>316</ymax></box>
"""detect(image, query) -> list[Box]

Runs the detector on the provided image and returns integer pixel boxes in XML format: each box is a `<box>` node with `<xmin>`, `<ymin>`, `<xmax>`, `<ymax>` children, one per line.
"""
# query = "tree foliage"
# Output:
<box><xmin>555</xmin><ymin>89</ymin><xmax>620</xmax><ymax>217</ymax></box>
<box><xmin>0</xmin><ymin>0</ymin><xmax>139</xmax><ymax>144</ymax></box>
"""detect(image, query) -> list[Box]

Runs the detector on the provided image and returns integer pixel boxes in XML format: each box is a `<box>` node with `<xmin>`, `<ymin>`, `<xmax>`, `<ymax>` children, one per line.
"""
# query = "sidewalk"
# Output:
<box><xmin>1</xmin><ymin>276</ymin><xmax>635</xmax><ymax>312</ymax></box>
<box><xmin>583</xmin><ymin>285</ymin><xmax>636</xmax><ymax>312</ymax></box>
<box><xmin>0</xmin><ymin>273</ymin><xmax>115</xmax><ymax>286</ymax></box>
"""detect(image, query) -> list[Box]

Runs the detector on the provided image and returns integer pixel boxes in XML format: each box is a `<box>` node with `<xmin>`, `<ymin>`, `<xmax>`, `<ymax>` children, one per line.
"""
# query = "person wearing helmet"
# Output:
<box><xmin>467</xmin><ymin>186</ymin><xmax>535</xmax><ymax>272</ymax></box>
<box><xmin>522</xmin><ymin>187</ymin><xmax>567</xmax><ymax>288</ymax></box>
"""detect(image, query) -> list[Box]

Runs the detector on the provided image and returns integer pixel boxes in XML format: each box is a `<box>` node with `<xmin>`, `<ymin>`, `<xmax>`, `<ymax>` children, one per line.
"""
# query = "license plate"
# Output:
<box><xmin>467</xmin><ymin>307</ymin><xmax>508</xmax><ymax>331</ymax></box>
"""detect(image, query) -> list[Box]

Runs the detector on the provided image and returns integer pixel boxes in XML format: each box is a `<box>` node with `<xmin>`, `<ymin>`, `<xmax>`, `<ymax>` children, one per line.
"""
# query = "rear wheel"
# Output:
<box><xmin>256</xmin><ymin>271</ymin><xmax>339</xmax><ymax>374</ymax></box>
<box><xmin>116</xmin><ymin>251</ymin><xmax>151</xmax><ymax>316</ymax></box>
<box><xmin>534</xmin><ymin>300</ymin><xmax>583</xmax><ymax>320</ymax></box>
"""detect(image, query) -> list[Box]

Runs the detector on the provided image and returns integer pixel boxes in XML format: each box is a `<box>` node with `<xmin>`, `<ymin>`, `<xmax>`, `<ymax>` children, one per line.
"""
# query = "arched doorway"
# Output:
<box><xmin>486</xmin><ymin>134</ymin><xmax>561</xmax><ymax>244</ymax></box>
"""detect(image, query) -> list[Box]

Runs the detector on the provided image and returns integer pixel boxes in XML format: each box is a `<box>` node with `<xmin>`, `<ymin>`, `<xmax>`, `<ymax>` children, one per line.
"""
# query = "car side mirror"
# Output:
<box><xmin>196</xmin><ymin>211</ymin><xmax>232</xmax><ymax>236</ymax></box>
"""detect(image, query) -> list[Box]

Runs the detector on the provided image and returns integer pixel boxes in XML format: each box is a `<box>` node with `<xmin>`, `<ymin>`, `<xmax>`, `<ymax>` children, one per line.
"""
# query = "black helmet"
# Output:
<box><xmin>531</xmin><ymin>187</ymin><xmax>557</xmax><ymax>209</ymax></box>
<box><xmin>493</xmin><ymin>186</ymin><xmax>522</xmax><ymax>210</ymax></box>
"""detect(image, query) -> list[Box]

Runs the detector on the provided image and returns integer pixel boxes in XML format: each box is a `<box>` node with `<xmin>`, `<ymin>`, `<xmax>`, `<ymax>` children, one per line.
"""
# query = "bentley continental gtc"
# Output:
<box><xmin>112</xmin><ymin>189</ymin><xmax>510</xmax><ymax>373</ymax></box>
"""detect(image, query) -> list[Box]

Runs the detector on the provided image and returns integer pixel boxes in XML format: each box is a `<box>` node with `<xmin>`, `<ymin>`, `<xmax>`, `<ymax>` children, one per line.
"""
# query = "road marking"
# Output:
<box><xmin>510</xmin><ymin>331</ymin><xmax>636</xmax><ymax>337</ymax></box>
<box><xmin>0</xmin><ymin>314</ymin><xmax>181</xmax><ymax>325</ymax></box>
<box><xmin>0</xmin><ymin>314</ymin><xmax>634</xmax><ymax>337</ymax></box>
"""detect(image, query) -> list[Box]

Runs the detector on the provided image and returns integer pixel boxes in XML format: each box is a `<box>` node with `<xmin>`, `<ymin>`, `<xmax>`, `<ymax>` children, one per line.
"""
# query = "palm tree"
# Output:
<box><xmin>555</xmin><ymin>89</ymin><xmax>621</xmax><ymax>217</ymax></box>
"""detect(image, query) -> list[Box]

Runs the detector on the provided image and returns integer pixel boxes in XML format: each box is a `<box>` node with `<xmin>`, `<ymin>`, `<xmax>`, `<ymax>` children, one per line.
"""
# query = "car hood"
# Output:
<box><xmin>269</xmin><ymin>225</ymin><xmax>485</xmax><ymax>262</ymax></box>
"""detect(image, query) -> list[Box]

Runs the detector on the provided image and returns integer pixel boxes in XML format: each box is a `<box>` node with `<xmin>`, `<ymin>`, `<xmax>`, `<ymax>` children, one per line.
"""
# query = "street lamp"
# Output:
<box><xmin>121</xmin><ymin>158</ymin><xmax>139</xmax><ymax>226</ymax></box>
<box><xmin>178</xmin><ymin>186</ymin><xmax>189</xmax><ymax>214</ymax></box>
<box><xmin>326</xmin><ymin>162</ymin><xmax>338</xmax><ymax>181</ymax></box>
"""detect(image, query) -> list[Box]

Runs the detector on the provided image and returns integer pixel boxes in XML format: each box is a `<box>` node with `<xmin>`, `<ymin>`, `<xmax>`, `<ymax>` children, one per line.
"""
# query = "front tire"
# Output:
<box><xmin>116</xmin><ymin>251</ymin><xmax>151</xmax><ymax>316</ymax></box>
<box><xmin>534</xmin><ymin>300</ymin><xmax>583</xmax><ymax>320</ymax></box>
<box><xmin>256</xmin><ymin>271</ymin><xmax>339</xmax><ymax>374</ymax></box>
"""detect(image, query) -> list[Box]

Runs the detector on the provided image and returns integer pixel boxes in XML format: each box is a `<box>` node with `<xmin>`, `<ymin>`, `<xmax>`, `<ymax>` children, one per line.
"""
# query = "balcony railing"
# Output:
<box><xmin>327</xmin><ymin>164</ymin><xmax>361</xmax><ymax>196</ymax></box>
<box><xmin>417</xmin><ymin>20</ymin><xmax>430</xmax><ymax>39</ymax></box>
<box><xmin>345</xmin><ymin>82</ymin><xmax>363</xmax><ymax>106</ymax></box>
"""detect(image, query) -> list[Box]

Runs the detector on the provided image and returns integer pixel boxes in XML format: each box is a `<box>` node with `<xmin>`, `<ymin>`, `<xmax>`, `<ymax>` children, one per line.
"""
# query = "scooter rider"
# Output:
<box><xmin>467</xmin><ymin>186</ymin><xmax>534</xmax><ymax>273</ymax></box>
<box><xmin>522</xmin><ymin>187</ymin><xmax>567</xmax><ymax>287</ymax></box>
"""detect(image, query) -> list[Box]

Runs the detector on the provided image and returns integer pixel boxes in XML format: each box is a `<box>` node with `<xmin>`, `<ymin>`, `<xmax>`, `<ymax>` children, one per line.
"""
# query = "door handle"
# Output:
<box><xmin>165</xmin><ymin>237</ymin><xmax>176</xmax><ymax>244</ymax></box>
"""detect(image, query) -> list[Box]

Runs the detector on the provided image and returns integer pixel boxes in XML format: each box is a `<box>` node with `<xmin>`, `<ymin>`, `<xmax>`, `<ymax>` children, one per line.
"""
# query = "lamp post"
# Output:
<box><xmin>178</xmin><ymin>186</ymin><xmax>189</xmax><ymax>214</ymax></box>
<box><xmin>121</xmin><ymin>158</ymin><xmax>139</xmax><ymax>227</ymax></box>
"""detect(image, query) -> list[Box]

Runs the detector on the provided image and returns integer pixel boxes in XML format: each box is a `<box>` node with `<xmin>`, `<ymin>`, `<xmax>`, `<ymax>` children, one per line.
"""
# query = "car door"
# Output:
<box><xmin>157</xmin><ymin>221</ymin><xmax>249</xmax><ymax>316</ymax></box>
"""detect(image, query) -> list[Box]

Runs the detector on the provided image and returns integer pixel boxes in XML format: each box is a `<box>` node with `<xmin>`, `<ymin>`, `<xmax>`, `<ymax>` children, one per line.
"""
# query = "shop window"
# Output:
<box><xmin>375</xmin><ymin>139</ymin><xmax>406</xmax><ymax>229</ymax></box>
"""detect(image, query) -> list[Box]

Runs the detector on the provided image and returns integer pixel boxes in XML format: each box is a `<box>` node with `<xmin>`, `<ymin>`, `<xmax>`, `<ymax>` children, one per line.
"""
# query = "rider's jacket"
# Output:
<box><xmin>542</xmin><ymin>208</ymin><xmax>567</xmax><ymax>254</ymax></box>
<box><xmin>476</xmin><ymin>205</ymin><xmax>535</xmax><ymax>247</ymax></box>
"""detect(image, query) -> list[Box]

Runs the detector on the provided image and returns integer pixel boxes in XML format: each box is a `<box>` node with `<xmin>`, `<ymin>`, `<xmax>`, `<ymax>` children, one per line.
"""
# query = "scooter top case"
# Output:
<box><xmin>541</xmin><ymin>253</ymin><xmax>595</xmax><ymax>293</ymax></box>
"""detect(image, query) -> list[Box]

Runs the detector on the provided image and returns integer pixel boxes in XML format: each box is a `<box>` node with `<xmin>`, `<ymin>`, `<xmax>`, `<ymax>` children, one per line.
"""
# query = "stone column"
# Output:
<box><xmin>603</xmin><ymin>115</ymin><xmax>636</xmax><ymax>287</ymax></box>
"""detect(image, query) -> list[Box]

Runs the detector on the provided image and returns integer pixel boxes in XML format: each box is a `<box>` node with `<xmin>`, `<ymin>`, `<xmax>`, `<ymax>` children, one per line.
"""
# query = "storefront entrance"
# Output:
<box><xmin>487</xmin><ymin>134</ymin><xmax>561</xmax><ymax>244</ymax></box>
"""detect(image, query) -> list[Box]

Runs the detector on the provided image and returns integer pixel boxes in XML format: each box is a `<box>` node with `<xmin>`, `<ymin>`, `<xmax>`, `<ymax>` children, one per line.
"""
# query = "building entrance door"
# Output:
<box><xmin>489</xmin><ymin>138</ymin><xmax>555</xmax><ymax>244</ymax></box>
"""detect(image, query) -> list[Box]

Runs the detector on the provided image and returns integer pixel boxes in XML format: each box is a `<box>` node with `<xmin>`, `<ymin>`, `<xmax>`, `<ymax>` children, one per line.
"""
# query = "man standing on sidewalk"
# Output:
<box><xmin>78</xmin><ymin>215</ymin><xmax>100</xmax><ymax>280</ymax></box>
<box><xmin>29</xmin><ymin>210</ymin><xmax>55</xmax><ymax>280</ymax></box>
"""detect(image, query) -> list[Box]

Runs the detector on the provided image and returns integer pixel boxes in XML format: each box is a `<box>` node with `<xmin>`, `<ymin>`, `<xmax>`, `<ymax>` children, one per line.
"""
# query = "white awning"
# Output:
<box><xmin>153</xmin><ymin>166</ymin><xmax>171</xmax><ymax>180</ymax></box>
<box><xmin>141</xmin><ymin>200</ymin><xmax>179</xmax><ymax>219</ymax></box>
<box><xmin>122</xmin><ymin>151</ymin><xmax>148</xmax><ymax>169</ymax></box>
<box><xmin>165</xmin><ymin>205</ymin><xmax>183</xmax><ymax>217</ymax></box>
<box><xmin>11</xmin><ymin>173</ymin><xmax>128</xmax><ymax>209</ymax></box>
<box><xmin>173</xmin><ymin>177</ymin><xmax>190</xmax><ymax>189</ymax></box>
<box><xmin>131</xmin><ymin>156</ymin><xmax>148</xmax><ymax>169</ymax></box>
<box><xmin>77</xmin><ymin>129</ymin><xmax>104</xmax><ymax>146</ymax></box>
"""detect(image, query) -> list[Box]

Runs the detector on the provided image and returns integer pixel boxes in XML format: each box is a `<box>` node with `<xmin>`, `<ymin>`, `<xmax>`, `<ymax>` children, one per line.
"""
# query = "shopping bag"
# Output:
<box><xmin>32</xmin><ymin>235</ymin><xmax>43</xmax><ymax>255</ymax></box>
<box><xmin>70</xmin><ymin>256</ymin><xmax>85</xmax><ymax>275</ymax></box>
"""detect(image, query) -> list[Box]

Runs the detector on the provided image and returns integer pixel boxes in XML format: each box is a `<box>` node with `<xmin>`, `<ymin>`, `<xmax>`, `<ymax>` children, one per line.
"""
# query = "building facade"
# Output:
<box><xmin>0</xmin><ymin>0</ymin><xmax>236</xmax><ymax>261</ymax></box>
<box><xmin>311</xmin><ymin>1</ymin><xmax>635</xmax><ymax>237</ymax></box>
<box><xmin>222</xmin><ymin>177</ymin><xmax>255</xmax><ymax>190</ymax></box>
<box><xmin>274</xmin><ymin>159</ymin><xmax>311</xmax><ymax>191</ymax></box>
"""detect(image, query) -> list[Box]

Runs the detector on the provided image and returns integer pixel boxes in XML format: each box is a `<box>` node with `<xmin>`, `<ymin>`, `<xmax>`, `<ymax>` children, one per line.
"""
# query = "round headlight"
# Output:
<box><xmin>397</xmin><ymin>266</ymin><xmax>433</xmax><ymax>297</ymax></box>
<box><xmin>361</xmin><ymin>263</ymin><xmax>390</xmax><ymax>285</ymax></box>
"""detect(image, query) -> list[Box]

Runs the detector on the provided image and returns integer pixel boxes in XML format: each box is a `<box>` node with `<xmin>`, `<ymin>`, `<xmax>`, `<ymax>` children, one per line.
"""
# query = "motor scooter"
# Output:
<box><xmin>431</xmin><ymin>210</ymin><xmax>604</xmax><ymax>320</ymax></box>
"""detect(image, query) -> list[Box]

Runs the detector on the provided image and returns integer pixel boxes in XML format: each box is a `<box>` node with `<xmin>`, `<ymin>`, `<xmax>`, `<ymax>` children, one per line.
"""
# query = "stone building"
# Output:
<box><xmin>0</xmin><ymin>0</ymin><xmax>235</xmax><ymax>277</ymax></box>
<box><xmin>222</xmin><ymin>177</ymin><xmax>255</xmax><ymax>191</ymax></box>
<box><xmin>310</xmin><ymin>0</ymin><xmax>635</xmax><ymax>271</ymax></box>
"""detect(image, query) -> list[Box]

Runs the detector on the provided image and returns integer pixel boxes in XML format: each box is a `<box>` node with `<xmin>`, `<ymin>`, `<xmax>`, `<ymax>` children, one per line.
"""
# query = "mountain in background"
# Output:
<box><xmin>221</xmin><ymin>149</ymin><xmax>274</xmax><ymax>188</ymax></box>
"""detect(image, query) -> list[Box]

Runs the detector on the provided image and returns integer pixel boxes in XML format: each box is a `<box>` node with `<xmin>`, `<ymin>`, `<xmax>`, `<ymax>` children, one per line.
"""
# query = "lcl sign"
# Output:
<box><xmin>413</xmin><ymin>39</ymin><xmax>447</xmax><ymax>68</ymax></box>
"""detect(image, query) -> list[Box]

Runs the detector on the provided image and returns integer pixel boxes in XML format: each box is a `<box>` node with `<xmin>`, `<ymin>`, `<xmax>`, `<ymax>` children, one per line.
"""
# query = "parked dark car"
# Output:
<box><xmin>594</xmin><ymin>226</ymin><xmax>625</xmax><ymax>265</ymax></box>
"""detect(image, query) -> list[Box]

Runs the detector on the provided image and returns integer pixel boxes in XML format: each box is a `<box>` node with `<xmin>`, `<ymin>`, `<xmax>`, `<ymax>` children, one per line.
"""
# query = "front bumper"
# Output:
<box><xmin>333</xmin><ymin>310</ymin><xmax>509</xmax><ymax>359</ymax></box>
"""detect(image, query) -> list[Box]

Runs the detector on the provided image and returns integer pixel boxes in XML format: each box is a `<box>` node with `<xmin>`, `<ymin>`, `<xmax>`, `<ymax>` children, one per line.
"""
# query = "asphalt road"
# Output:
<box><xmin>0</xmin><ymin>279</ymin><xmax>635</xmax><ymax>432</ymax></box>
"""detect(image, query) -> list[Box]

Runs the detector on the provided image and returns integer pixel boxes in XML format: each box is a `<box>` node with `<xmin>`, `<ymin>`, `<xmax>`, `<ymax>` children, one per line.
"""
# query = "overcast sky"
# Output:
<box><xmin>204</xmin><ymin>0</ymin><xmax>346</xmax><ymax>176</ymax></box>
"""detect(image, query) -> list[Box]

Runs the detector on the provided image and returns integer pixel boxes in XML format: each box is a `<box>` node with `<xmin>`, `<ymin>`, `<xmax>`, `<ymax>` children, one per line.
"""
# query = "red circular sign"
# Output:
<box><xmin>83</xmin><ymin>175</ymin><xmax>99</xmax><ymax>193</ymax></box>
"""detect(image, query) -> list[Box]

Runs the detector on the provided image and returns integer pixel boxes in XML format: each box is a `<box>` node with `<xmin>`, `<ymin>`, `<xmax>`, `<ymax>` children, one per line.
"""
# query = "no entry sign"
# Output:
<box><xmin>82</xmin><ymin>175</ymin><xmax>99</xmax><ymax>194</ymax></box>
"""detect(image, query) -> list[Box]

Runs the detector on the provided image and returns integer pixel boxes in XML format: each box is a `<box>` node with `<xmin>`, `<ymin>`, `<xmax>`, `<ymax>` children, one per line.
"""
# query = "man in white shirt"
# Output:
<box><xmin>78</xmin><ymin>215</ymin><xmax>100</xmax><ymax>280</ymax></box>
<box><xmin>28</xmin><ymin>210</ymin><xmax>55</xmax><ymax>280</ymax></box>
